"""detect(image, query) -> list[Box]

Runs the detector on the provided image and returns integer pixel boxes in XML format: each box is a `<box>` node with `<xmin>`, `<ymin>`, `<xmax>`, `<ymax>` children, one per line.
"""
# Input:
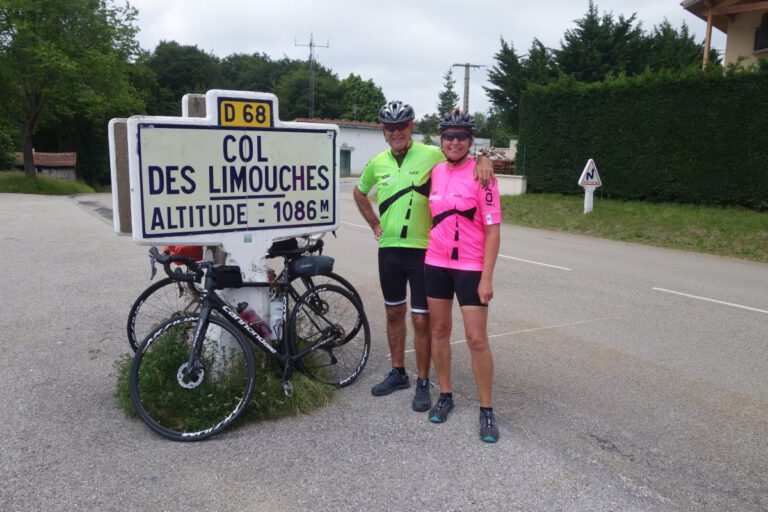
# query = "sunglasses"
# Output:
<box><xmin>383</xmin><ymin>122</ymin><xmax>410</xmax><ymax>132</ymax></box>
<box><xmin>441</xmin><ymin>132</ymin><xmax>471</xmax><ymax>142</ymax></box>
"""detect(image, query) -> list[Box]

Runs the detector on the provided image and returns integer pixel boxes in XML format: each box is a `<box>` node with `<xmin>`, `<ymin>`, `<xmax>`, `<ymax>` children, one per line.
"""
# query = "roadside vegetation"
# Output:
<box><xmin>0</xmin><ymin>171</ymin><xmax>94</xmax><ymax>194</ymax></box>
<box><xmin>114</xmin><ymin>349</ymin><xmax>335</xmax><ymax>424</ymax></box>
<box><xmin>501</xmin><ymin>194</ymin><xmax>768</xmax><ymax>263</ymax></box>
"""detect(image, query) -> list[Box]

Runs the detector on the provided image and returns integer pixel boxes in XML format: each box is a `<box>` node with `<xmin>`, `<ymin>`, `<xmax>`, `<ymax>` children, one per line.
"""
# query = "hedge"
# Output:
<box><xmin>518</xmin><ymin>68</ymin><xmax>768</xmax><ymax>209</ymax></box>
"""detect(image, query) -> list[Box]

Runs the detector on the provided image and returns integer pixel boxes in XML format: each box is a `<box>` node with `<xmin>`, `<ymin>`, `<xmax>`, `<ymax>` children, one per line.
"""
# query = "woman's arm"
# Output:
<box><xmin>478</xmin><ymin>224</ymin><xmax>500</xmax><ymax>305</ymax></box>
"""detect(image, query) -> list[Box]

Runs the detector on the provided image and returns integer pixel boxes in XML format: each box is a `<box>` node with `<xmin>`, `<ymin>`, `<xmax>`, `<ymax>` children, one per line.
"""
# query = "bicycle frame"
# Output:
<box><xmin>186</xmin><ymin>266</ymin><xmax>341</xmax><ymax>396</ymax></box>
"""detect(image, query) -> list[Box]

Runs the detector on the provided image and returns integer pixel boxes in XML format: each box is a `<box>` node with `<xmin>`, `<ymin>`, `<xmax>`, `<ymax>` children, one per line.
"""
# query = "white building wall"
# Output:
<box><xmin>725</xmin><ymin>11</ymin><xmax>767</xmax><ymax>67</ymax></box>
<box><xmin>337</xmin><ymin>126</ymin><xmax>388</xmax><ymax>174</ymax></box>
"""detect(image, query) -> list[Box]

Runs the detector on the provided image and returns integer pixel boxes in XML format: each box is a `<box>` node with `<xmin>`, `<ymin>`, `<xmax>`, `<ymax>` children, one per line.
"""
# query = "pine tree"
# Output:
<box><xmin>437</xmin><ymin>69</ymin><xmax>460</xmax><ymax>116</ymax></box>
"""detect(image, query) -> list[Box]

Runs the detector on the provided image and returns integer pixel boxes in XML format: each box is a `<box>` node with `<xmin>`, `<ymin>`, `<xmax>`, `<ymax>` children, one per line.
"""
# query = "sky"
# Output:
<box><xmin>126</xmin><ymin>0</ymin><xmax>726</xmax><ymax>120</ymax></box>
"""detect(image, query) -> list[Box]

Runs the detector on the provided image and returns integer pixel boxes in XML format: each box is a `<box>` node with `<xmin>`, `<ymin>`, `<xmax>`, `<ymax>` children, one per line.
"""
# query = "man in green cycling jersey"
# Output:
<box><xmin>353</xmin><ymin>100</ymin><xmax>493</xmax><ymax>412</ymax></box>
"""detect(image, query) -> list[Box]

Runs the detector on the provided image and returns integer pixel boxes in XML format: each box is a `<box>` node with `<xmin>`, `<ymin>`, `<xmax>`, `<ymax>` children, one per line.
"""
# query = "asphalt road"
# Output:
<box><xmin>1</xmin><ymin>186</ymin><xmax>766</xmax><ymax>511</ymax></box>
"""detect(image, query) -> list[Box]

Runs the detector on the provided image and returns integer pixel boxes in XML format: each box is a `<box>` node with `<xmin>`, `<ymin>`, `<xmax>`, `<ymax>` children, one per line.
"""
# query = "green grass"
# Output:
<box><xmin>114</xmin><ymin>335</ymin><xmax>336</xmax><ymax>428</ymax></box>
<box><xmin>501</xmin><ymin>194</ymin><xmax>768</xmax><ymax>263</ymax></box>
<box><xmin>0</xmin><ymin>171</ymin><xmax>94</xmax><ymax>194</ymax></box>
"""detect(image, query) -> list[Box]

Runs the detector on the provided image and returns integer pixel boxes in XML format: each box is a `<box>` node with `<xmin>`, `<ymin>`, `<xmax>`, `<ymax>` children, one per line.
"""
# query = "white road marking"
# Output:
<box><xmin>341</xmin><ymin>220</ymin><xmax>369</xmax><ymax>230</ymax></box>
<box><xmin>497</xmin><ymin>254</ymin><xmax>572</xmax><ymax>271</ymax></box>
<box><xmin>652</xmin><ymin>287</ymin><xmax>768</xmax><ymax>315</ymax></box>
<box><xmin>340</xmin><ymin>221</ymin><xmax>571</xmax><ymax>271</ymax></box>
<box><xmin>399</xmin><ymin>317</ymin><xmax>613</xmax><ymax>355</ymax></box>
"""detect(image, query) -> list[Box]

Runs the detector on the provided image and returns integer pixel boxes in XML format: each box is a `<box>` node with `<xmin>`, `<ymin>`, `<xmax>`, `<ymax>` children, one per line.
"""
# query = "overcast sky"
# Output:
<box><xmin>127</xmin><ymin>0</ymin><xmax>726</xmax><ymax>120</ymax></box>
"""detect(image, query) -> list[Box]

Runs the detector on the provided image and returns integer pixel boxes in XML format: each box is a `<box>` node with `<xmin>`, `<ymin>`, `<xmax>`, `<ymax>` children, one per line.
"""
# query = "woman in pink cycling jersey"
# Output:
<box><xmin>425</xmin><ymin>110</ymin><xmax>501</xmax><ymax>443</ymax></box>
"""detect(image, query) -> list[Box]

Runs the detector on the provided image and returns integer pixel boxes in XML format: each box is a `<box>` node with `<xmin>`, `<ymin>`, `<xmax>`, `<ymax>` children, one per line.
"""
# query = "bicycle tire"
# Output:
<box><xmin>126</xmin><ymin>277</ymin><xmax>202</xmax><ymax>352</ymax></box>
<box><xmin>129</xmin><ymin>315</ymin><xmax>256</xmax><ymax>442</ymax></box>
<box><xmin>127</xmin><ymin>272</ymin><xmax>359</xmax><ymax>353</ymax></box>
<box><xmin>293</xmin><ymin>271</ymin><xmax>362</xmax><ymax>305</ymax></box>
<box><xmin>288</xmin><ymin>284</ymin><xmax>370</xmax><ymax>387</ymax></box>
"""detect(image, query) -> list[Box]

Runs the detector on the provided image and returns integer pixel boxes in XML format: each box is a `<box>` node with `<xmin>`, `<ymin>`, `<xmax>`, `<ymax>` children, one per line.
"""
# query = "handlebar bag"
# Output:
<box><xmin>289</xmin><ymin>255</ymin><xmax>334</xmax><ymax>277</ymax></box>
<box><xmin>211</xmin><ymin>265</ymin><xmax>244</xmax><ymax>289</ymax></box>
<box><xmin>164</xmin><ymin>245</ymin><xmax>203</xmax><ymax>261</ymax></box>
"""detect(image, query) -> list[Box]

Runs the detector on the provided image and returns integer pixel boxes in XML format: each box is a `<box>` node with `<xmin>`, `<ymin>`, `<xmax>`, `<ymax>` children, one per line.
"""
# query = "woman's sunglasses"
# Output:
<box><xmin>441</xmin><ymin>132</ymin><xmax>471</xmax><ymax>142</ymax></box>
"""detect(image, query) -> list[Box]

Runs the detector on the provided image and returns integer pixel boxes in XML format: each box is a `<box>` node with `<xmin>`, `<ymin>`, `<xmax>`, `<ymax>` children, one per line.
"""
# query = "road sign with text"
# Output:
<box><xmin>117</xmin><ymin>90</ymin><xmax>339</xmax><ymax>246</ymax></box>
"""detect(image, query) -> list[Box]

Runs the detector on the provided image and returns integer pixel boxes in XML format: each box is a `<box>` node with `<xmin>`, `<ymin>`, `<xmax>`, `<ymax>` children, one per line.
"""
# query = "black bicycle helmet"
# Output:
<box><xmin>378</xmin><ymin>100</ymin><xmax>415</xmax><ymax>124</ymax></box>
<box><xmin>438</xmin><ymin>109</ymin><xmax>475</xmax><ymax>134</ymax></box>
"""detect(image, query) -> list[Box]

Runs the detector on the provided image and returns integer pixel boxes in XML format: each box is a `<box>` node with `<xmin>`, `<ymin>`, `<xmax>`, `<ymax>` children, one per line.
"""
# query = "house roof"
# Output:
<box><xmin>681</xmin><ymin>0</ymin><xmax>768</xmax><ymax>34</ymax></box>
<box><xmin>293</xmin><ymin>118</ymin><xmax>383</xmax><ymax>130</ymax></box>
<box><xmin>17</xmin><ymin>152</ymin><xmax>77</xmax><ymax>167</ymax></box>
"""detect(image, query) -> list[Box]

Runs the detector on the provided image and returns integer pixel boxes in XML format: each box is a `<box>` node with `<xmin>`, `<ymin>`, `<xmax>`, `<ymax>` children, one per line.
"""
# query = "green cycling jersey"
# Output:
<box><xmin>357</xmin><ymin>142</ymin><xmax>444</xmax><ymax>249</ymax></box>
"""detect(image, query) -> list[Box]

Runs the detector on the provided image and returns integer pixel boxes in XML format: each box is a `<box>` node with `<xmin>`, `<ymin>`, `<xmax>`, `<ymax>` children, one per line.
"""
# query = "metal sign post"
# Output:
<box><xmin>578</xmin><ymin>159</ymin><xmax>602</xmax><ymax>214</ymax></box>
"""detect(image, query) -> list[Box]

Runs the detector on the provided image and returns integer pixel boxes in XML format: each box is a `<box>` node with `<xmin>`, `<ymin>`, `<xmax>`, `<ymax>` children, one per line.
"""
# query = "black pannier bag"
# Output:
<box><xmin>210</xmin><ymin>265</ymin><xmax>244</xmax><ymax>289</ymax></box>
<box><xmin>289</xmin><ymin>255</ymin><xmax>334</xmax><ymax>278</ymax></box>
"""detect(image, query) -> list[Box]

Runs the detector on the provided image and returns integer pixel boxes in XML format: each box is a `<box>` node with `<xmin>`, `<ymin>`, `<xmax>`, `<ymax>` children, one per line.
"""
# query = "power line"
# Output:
<box><xmin>452</xmin><ymin>63</ymin><xmax>485</xmax><ymax>113</ymax></box>
<box><xmin>296</xmin><ymin>33</ymin><xmax>329</xmax><ymax>118</ymax></box>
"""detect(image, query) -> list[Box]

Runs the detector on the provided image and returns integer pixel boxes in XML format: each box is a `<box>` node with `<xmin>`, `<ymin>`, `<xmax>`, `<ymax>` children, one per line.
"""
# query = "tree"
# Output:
<box><xmin>472</xmin><ymin>112</ymin><xmax>490</xmax><ymax>139</ymax></box>
<box><xmin>524</xmin><ymin>38</ymin><xmax>558</xmax><ymax>85</ymax></box>
<box><xmin>274</xmin><ymin>64</ymin><xmax>344</xmax><ymax>120</ymax></box>
<box><xmin>415</xmin><ymin>113</ymin><xmax>440</xmax><ymax>136</ymax></box>
<box><xmin>219</xmin><ymin>53</ymin><xmax>305</xmax><ymax>94</ymax></box>
<box><xmin>0</xmin><ymin>122</ymin><xmax>17</xmax><ymax>170</ymax></box>
<box><xmin>0</xmin><ymin>0</ymin><xmax>143</xmax><ymax>178</ymax></box>
<box><xmin>338</xmin><ymin>73</ymin><xmax>385</xmax><ymax>121</ymax></box>
<box><xmin>484</xmin><ymin>37</ymin><xmax>525</xmax><ymax>132</ymax></box>
<box><xmin>437</xmin><ymin>68</ymin><xmax>460</xmax><ymax>116</ymax></box>
<box><xmin>143</xmin><ymin>41</ymin><xmax>224</xmax><ymax>115</ymax></box>
<box><xmin>644</xmin><ymin>20</ymin><xmax>717</xmax><ymax>71</ymax></box>
<box><xmin>555</xmin><ymin>1</ymin><xmax>645</xmax><ymax>82</ymax></box>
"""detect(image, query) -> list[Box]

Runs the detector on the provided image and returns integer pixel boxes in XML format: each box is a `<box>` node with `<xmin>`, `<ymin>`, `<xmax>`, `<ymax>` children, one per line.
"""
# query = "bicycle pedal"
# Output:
<box><xmin>282</xmin><ymin>380</ymin><xmax>294</xmax><ymax>397</ymax></box>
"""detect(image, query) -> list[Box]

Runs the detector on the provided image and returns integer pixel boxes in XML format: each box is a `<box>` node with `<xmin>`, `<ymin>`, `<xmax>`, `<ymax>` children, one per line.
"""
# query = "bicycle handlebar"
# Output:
<box><xmin>148</xmin><ymin>236</ymin><xmax>325</xmax><ymax>282</ymax></box>
<box><xmin>266</xmin><ymin>236</ymin><xmax>324</xmax><ymax>259</ymax></box>
<box><xmin>149</xmin><ymin>247</ymin><xmax>203</xmax><ymax>282</ymax></box>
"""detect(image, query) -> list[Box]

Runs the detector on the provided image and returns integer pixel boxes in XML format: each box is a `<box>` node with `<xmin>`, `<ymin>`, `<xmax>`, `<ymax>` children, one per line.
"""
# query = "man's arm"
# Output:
<box><xmin>353</xmin><ymin>186</ymin><xmax>383</xmax><ymax>241</ymax></box>
<box><xmin>473</xmin><ymin>155</ymin><xmax>495</xmax><ymax>188</ymax></box>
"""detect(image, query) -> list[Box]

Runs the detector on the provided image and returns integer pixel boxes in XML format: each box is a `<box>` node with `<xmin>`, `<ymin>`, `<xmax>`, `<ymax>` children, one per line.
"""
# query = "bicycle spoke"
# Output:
<box><xmin>130</xmin><ymin>316</ymin><xmax>255</xmax><ymax>441</ymax></box>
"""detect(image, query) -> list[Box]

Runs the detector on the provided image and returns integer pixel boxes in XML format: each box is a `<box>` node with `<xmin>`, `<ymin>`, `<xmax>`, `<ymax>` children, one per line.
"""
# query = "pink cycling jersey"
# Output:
<box><xmin>425</xmin><ymin>158</ymin><xmax>501</xmax><ymax>271</ymax></box>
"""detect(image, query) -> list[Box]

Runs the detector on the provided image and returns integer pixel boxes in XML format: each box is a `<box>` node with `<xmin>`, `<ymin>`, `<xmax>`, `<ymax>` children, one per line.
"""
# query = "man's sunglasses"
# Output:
<box><xmin>441</xmin><ymin>132</ymin><xmax>472</xmax><ymax>142</ymax></box>
<box><xmin>383</xmin><ymin>122</ymin><xmax>410</xmax><ymax>132</ymax></box>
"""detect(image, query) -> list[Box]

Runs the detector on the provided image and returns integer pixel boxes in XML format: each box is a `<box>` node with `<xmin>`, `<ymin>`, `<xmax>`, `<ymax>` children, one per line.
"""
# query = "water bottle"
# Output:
<box><xmin>269</xmin><ymin>298</ymin><xmax>284</xmax><ymax>341</ymax></box>
<box><xmin>236</xmin><ymin>302</ymin><xmax>271</xmax><ymax>338</ymax></box>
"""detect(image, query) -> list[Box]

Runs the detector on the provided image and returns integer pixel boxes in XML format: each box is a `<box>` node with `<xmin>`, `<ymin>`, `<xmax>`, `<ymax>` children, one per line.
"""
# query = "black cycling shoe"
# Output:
<box><xmin>371</xmin><ymin>369</ymin><xmax>410</xmax><ymax>396</ymax></box>
<box><xmin>411</xmin><ymin>378</ymin><xmax>432</xmax><ymax>412</ymax></box>
<box><xmin>479</xmin><ymin>408</ymin><xmax>499</xmax><ymax>443</ymax></box>
<box><xmin>429</xmin><ymin>394</ymin><xmax>454</xmax><ymax>423</ymax></box>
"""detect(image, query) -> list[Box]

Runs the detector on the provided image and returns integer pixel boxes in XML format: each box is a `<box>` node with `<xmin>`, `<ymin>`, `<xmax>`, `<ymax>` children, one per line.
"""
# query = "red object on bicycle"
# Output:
<box><xmin>163</xmin><ymin>245</ymin><xmax>203</xmax><ymax>261</ymax></box>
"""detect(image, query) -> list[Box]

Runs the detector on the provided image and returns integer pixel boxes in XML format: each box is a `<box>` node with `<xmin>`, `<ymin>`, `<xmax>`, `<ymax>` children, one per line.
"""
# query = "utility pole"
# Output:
<box><xmin>296</xmin><ymin>33</ymin><xmax>329</xmax><ymax>118</ymax></box>
<box><xmin>452</xmin><ymin>63</ymin><xmax>484</xmax><ymax>113</ymax></box>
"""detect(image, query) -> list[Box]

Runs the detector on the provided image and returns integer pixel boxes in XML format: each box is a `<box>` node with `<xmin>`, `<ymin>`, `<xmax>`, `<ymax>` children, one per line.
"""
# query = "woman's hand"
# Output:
<box><xmin>478</xmin><ymin>276</ymin><xmax>494</xmax><ymax>305</ymax></box>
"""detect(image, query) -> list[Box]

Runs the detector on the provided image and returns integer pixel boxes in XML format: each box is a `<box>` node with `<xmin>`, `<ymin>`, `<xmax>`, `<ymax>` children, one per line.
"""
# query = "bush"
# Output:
<box><xmin>0</xmin><ymin>127</ymin><xmax>17</xmax><ymax>170</ymax></box>
<box><xmin>518</xmin><ymin>67</ymin><xmax>768</xmax><ymax>209</ymax></box>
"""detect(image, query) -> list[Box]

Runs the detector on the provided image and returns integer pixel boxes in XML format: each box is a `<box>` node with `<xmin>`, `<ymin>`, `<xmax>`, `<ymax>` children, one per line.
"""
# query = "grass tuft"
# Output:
<box><xmin>114</xmin><ymin>344</ymin><xmax>335</xmax><ymax>427</ymax></box>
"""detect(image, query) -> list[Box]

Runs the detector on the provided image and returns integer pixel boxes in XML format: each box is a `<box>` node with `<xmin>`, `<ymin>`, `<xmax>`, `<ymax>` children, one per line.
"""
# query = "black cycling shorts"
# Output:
<box><xmin>424</xmin><ymin>263</ymin><xmax>486</xmax><ymax>307</ymax></box>
<box><xmin>378</xmin><ymin>247</ymin><xmax>428</xmax><ymax>314</ymax></box>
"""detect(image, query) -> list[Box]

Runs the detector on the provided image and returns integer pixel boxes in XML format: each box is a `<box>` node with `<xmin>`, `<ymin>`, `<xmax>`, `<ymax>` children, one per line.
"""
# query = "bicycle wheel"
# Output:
<box><xmin>290</xmin><ymin>272</ymin><xmax>364</xmax><ymax>342</ymax></box>
<box><xmin>129</xmin><ymin>315</ymin><xmax>256</xmax><ymax>441</ymax></box>
<box><xmin>292</xmin><ymin>271</ymin><xmax>362</xmax><ymax>305</ymax></box>
<box><xmin>288</xmin><ymin>284</ymin><xmax>370</xmax><ymax>387</ymax></box>
<box><xmin>126</xmin><ymin>277</ymin><xmax>202</xmax><ymax>352</ymax></box>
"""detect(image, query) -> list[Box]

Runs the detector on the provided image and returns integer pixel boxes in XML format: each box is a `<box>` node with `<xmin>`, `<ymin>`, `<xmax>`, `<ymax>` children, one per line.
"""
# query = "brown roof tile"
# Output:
<box><xmin>16</xmin><ymin>152</ymin><xmax>77</xmax><ymax>167</ymax></box>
